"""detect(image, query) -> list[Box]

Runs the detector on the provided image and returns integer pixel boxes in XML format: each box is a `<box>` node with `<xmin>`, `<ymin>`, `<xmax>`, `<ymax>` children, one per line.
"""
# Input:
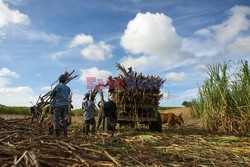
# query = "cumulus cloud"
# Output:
<box><xmin>0</xmin><ymin>86</ymin><xmax>37</xmax><ymax>106</ymax></box>
<box><xmin>120</xmin><ymin>12</ymin><xmax>195</xmax><ymax>71</ymax></box>
<box><xmin>165</xmin><ymin>72</ymin><xmax>188</xmax><ymax>81</ymax></box>
<box><xmin>121</xmin><ymin>12</ymin><xmax>181</xmax><ymax>56</ymax></box>
<box><xmin>120</xmin><ymin>55</ymin><xmax>152</xmax><ymax>72</ymax></box>
<box><xmin>0</xmin><ymin>0</ymin><xmax>30</xmax><ymax>28</ymax></box>
<box><xmin>4</xmin><ymin>0</ymin><xmax>25</xmax><ymax>6</ymax></box>
<box><xmin>0</xmin><ymin>67</ymin><xmax>37</xmax><ymax>106</ymax></box>
<box><xmin>69</xmin><ymin>33</ymin><xmax>94</xmax><ymax>48</ymax></box>
<box><xmin>195</xmin><ymin>64</ymin><xmax>207</xmax><ymax>72</ymax></box>
<box><xmin>0</xmin><ymin>68</ymin><xmax>19</xmax><ymax>87</ymax></box>
<box><xmin>79</xmin><ymin>67</ymin><xmax>111</xmax><ymax>82</ymax></box>
<box><xmin>227</xmin><ymin>36</ymin><xmax>250</xmax><ymax>54</ymax></box>
<box><xmin>195</xmin><ymin>28</ymin><xmax>212</xmax><ymax>37</ymax></box>
<box><xmin>195</xmin><ymin>5</ymin><xmax>250</xmax><ymax>44</ymax></box>
<box><xmin>53</xmin><ymin>34</ymin><xmax>113</xmax><ymax>61</ymax></box>
<box><xmin>81</xmin><ymin>41</ymin><xmax>113</xmax><ymax>61</ymax></box>
<box><xmin>0</xmin><ymin>67</ymin><xmax>19</xmax><ymax>78</ymax></box>
<box><xmin>41</xmin><ymin>86</ymin><xmax>52</xmax><ymax>91</ymax></box>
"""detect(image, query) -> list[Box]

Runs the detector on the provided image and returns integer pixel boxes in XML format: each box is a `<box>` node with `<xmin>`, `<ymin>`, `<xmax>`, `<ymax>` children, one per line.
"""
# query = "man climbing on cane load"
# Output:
<box><xmin>127</xmin><ymin>67</ymin><xmax>134</xmax><ymax>76</ymax></box>
<box><xmin>82</xmin><ymin>93</ymin><xmax>97</xmax><ymax>135</ymax></box>
<box><xmin>50</xmin><ymin>74</ymin><xmax>71</xmax><ymax>137</ymax></box>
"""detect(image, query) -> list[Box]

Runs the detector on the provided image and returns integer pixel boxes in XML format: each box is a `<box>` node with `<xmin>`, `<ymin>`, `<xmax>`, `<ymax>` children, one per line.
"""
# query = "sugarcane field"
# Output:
<box><xmin>0</xmin><ymin>61</ymin><xmax>249</xmax><ymax>167</ymax></box>
<box><xmin>1</xmin><ymin>1</ymin><xmax>250</xmax><ymax>167</ymax></box>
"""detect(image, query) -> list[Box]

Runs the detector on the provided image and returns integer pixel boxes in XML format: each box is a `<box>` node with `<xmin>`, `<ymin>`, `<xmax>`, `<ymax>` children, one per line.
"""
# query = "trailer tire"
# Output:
<box><xmin>149</xmin><ymin>112</ymin><xmax>162</xmax><ymax>132</ymax></box>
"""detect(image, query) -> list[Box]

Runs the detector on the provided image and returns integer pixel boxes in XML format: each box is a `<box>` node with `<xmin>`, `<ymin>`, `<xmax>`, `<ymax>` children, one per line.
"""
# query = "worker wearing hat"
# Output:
<box><xmin>50</xmin><ymin>74</ymin><xmax>71</xmax><ymax>137</ymax></box>
<box><xmin>82</xmin><ymin>93</ymin><xmax>97</xmax><ymax>135</ymax></box>
<box><xmin>128</xmin><ymin>67</ymin><xmax>134</xmax><ymax>76</ymax></box>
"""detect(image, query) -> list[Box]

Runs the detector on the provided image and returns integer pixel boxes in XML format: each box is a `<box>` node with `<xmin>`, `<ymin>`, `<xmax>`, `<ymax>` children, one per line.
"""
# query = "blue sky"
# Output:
<box><xmin>0</xmin><ymin>0</ymin><xmax>250</xmax><ymax>108</ymax></box>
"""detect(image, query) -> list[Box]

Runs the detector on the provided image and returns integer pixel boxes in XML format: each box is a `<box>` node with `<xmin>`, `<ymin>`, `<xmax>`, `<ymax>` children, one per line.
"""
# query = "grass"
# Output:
<box><xmin>71</xmin><ymin>108</ymin><xmax>99</xmax><ymax>116</ymax></box>
<box><xmin>0</xmin><ymin>106</ymin><xmax>30</xmax><ymax>115</ymax></box>
<box><xmin>191</xmin><ymin>60</ymin><xmax>250</xmax><ymax>134</ymax></box>
<box><xmin>0</xmin><ymin>105</ymin><xmax>99</xmax><ymax>117</ymax></box>
<box><xmin>158</xmin><ymin>106</ymin><xmax>180</xmax><ymax>110</ymax></box>
<box><xmin>71</xmin><ymin>109</ymin><xmax>82</xmax><ymax>116</ymax></box>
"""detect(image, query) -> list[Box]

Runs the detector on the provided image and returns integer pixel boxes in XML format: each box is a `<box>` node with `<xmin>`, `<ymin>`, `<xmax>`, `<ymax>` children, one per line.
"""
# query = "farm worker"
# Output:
<box><xmin>104</xmin><ymin>76</ymin><xmax>115</xmax><ymax>100</ymax></box>
<box><xmin>96</xmin><ymin>100</ymin><xmax>105</xmax><ymax>130</ymax></box>
<box><xmin>36</xmin><ymin>97</ymin><xmax>45</xmax><ymax>118</ymax></box>
<box><xmin>128</xmin><ymin>67</ymin><xmax>134</xmax><ymax>76</ymax></box>
<box><xmin>50</xmin><ymin>74</ymin><xmax>71</xmax><ymax>137</ymax></box>
<box><xmin>82</xmin><ymin>93</ymin><xmax>97</xmax><ymax>135</ymax></box>
<box><xmin>29</xmin><ymin>106</ymin><xmax>37</xmax><ymax>122</ymax></box>
<box><xmin>104</xmin><ymin>98</ymin><xmax>117</xmax><ymax>136</ymax></box>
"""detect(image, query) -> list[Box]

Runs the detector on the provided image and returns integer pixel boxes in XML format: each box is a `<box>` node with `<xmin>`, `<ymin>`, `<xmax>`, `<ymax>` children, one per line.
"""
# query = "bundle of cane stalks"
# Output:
<box><xmin>114</xmin><ymin>63</ymin><xmax>165</xmax><ymax>117</ymax></box>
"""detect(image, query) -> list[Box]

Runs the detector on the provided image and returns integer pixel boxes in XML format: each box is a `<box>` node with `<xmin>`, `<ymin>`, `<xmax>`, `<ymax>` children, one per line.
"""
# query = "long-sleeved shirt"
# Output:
<box><xmin>50</xmin><ymin>83</ymin><xmax>71</xmax><ymax>107</ymax></box>
<box><xmin>82</xmin><ymin>99</ymin><xmax>96</xmax><ymax>120</ymax></box>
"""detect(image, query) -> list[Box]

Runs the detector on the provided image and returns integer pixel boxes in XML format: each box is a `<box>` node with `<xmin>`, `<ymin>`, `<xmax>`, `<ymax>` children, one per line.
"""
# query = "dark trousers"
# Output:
<box><xmin>84</xmin><ymin>118</ymin><xmax>96</xmax><ymax>135</ymax></box>
<box><xmin>107</xmin><ymin>116</ymin><xmax>116</xmax><ymax>136</ymax></box>
<box><xmin>53</xmin><ymin>105</ymin><xmax>68</xmax><ymax>136</ymax></box>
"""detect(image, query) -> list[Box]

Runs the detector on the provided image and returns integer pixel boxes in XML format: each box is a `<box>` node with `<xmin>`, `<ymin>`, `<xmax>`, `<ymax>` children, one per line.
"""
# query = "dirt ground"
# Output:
<box><xmin>0</xmin><ymin>108</ymin><xmax>249</xmax><ymax>167</ymax></box>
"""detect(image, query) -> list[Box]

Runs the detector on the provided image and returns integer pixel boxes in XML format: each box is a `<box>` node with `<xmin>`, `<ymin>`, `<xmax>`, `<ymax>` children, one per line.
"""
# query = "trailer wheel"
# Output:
<box><xmin>155</xmin><ymin>112</ymin><xmax>162</xmax><ymax>132</ymax></box>
<box><xmin>149</xmin><ymin>112</ymin><xmax>162</xmax><ymax>132</ymax></box>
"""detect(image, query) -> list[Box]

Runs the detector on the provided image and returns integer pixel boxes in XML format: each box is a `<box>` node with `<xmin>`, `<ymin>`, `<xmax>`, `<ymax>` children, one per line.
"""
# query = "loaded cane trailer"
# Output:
<box><xmin>113</xmin><ymin>63</ymin><xmax>165</xmax><ymax>132</ymax></box>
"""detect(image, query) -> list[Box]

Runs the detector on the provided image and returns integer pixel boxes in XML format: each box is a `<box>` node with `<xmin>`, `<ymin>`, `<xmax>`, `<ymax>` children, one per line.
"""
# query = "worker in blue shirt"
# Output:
<box><xmin>50</xmin><ymin>74</ymin><xmax>71</xmax><ymax>137</ymax></box>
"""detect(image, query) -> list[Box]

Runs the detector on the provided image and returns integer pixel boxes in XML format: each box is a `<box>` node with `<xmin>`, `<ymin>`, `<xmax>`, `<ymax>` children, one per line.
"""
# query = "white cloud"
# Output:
<box><xmin>79</xmin><ymin>67</ymin><xmax>112</xmax><ymax>82</ymax></box>
<box><xmin>161</xmin><ymin>88</ymin><xmax>198</xmax><ymax>106</ymax></box>
<box><xmin>0</xmin><ymin>68</ymin><xmax>38</xmax><ymax>106</ymax></box>
<box><xmin>165</xmin><ymin>72</ymin><xmax>187</xmax><ymax>81</ymax></box>
<box><xmin>195</xmin><ymin>64</ymin><xmax>207</xmax><ymax>72</ymax></box>
<box><xmin>69</xmin><ymin>33</ymin><xmax>94</xmax><ymax>48</ymax></box>
<box><xmin>81</xmin><ymin>41</ymin><xmax>113</xmax><ymax>61</ymax></box>
<box><xmin>51</xmin><ymin>49</ymin><xmax>72</xmax><ymax>59</ymax></box>
<box><xmin>52</xmin><ymin>33</ymin><xmax>113</xmax><ymax>61</ymax></box>
<box><xmin>0</xmin><ymin>0</ymin><xmax>30</xmax><ymax>28</ymax></box>
<box><xmin>178</xmin><ymin>88</ymin><xmax>198</xmax><ymax>102</ymax></box>
<box><xmin>120</xmin><ymin>12</ymin><xmax>196</xmax><ymax>71</ymax></box>
<box><xmin>41</xmin><ymin>86</ymin><xmax>52</xmax><ymax>91</ymax></box>
<box><xmin>72</xmin><ymin>93</ymin><xmax>83</xmax><ymax>109</ymax></box>
<box><xmin>194</xmin><ymin>28</ymin><xmax>212</xmax><ymax>37</ymax></box>
<box><xmin>0</xmin><ymin>77</ymin><xmax>10</xmax><ymax>87</ymax></box>
<box><xmin>0</xmin><ymin>68</ymin><xmax>19</xmax><ymax>87</ymax></box>
<box><xmin>20</xmin><ymin>29</ymin><xmax>60</xmax><ymax>43</ymax></box>
<box><xmin>227</xmin><ymin>36</ymin><xmax>250</xmax><ymax>54</ymax></box>
<box><xmin>195</xmin><ymin>5</ymin><xmax>250</xmax><ymax>44</ymax></box>
<box><xmin>181</xmin><ymin>37</ymin><xmax>221</xmax><ymax>58</ymax></box>
<box><xmin>4</xmin><ymin>0</ymin><xmax>25</xmax><ymax>6</ymax></box>
<box><xmin>0</xmin><ymin>67</ymin><xmax>19</xmax><ymax>78</ymax></box>
<box><xmin>121</xmin><ymin>12</ymin><xmax>181</xmax><ymax>56</ymax></box>
<box><xmin>0</xmin><ymin>86</ymin><xmax>37</xmax><ymax>106</ymax></box>
<box><xmin>120</xmin><ymin>55</ymin><xmax>151</xmax><ymax>72</ymax></box>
